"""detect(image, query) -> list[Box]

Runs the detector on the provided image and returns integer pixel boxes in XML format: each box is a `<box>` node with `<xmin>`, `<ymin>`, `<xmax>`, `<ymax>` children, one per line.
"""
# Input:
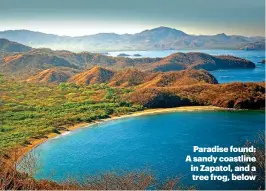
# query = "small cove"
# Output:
<box><xmin>22</xmin><ymin>110</ymin><xmax>265</xmax><ymax>190</ymax></box>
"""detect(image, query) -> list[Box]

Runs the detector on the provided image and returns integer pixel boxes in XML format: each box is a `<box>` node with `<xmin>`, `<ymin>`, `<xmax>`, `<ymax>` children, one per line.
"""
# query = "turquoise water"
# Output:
<box><xmin>30</xmin><ymin>110</ymin><xmax>265</xmax><ymax>190</ymax></box>
<box><xmin>108</xmin><ymin>50</ymin><xmax>265</xmax><ymax>83</ymax></box>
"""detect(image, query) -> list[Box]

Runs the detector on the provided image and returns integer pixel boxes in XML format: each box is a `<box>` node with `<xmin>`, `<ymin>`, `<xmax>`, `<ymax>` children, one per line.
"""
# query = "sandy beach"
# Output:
<box><xmin>15</xmin><ymin>106</ymin><xmax>224</xmax><ymax>162</ymax></box>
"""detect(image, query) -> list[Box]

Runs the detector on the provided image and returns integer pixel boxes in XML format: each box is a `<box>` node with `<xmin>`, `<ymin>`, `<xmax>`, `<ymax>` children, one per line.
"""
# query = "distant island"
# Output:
<box><xmin>117</xmin><ymin>53</ymin><xmax>142</xmax><ymax>57</ymax></box>
<box><xmin>240</xmin><ymin>41</ymin><xmax>265</xmax><ymax>51</ymax></box>
<box><xmin>0</xmin><ymin>27</ymin><xmax>264</xmax><ymax>52</ymax></box>
<box><xmin>117</xmin><ymin>53</ymin><xmax>130</xmax><ymax>57</ymax></box>
<box><xmin>258</xmin><ymin>59</ymin><xmax>265</xmax><ymax>64</ymax></box>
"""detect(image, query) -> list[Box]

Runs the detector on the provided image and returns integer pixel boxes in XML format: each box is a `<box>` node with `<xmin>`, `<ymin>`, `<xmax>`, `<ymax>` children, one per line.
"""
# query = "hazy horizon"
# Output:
<box><xmin>0</xmin><ymin>26</ymin><xmax>265</xmax><ymax>38</ymax></box>
<box><xmin>0</xmin><ymin>0</ymin><xmax>265</xmax><ymax>37</ymax></box>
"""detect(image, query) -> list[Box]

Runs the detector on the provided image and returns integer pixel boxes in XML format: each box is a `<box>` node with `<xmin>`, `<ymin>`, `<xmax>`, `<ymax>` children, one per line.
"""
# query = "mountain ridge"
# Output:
<box><xmin>0</xmin><ymin>27</ymin><xmax>264</xmax><ymax>51</ymax></box>
<box><xmin>26</xmin><ymin>66</ymin><xmax>219</xmax><ymax>87</ymax></box>
<box><xmin>25</xmin><ymin>67</ymin><xmax>80</xmax><ymax>83</ymax></box>
<box><xmin>0</xmin><ymin>47</ymin><xmax>255</xmax><ymax>79</ymax></box>
<box><xmin>0</xmin><ymin>38</ymin><xmax>32</xmax><ymax>52</ymax></box>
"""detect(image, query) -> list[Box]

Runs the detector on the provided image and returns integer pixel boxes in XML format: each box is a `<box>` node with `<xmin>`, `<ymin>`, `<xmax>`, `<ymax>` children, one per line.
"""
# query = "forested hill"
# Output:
<box><xmin>0</xmin><ymin>47</ymin><xmax>255</xmax><ymax>79</ymax></box>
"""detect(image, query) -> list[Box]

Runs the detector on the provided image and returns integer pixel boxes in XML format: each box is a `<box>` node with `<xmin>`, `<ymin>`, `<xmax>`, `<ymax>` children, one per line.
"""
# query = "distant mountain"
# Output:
<box><xmin>240</xmin><ymin>41</ymin><xmax>265</xmax><ymax>50</ymax></box>
<box><xmin>0</xmin><ymin>27</ymin><xmax>264</xmax><ymax>51</ymax></box>
<box><xmin>0</xmin><ymin>38</ymin><xmax>32</xmax><ymax>52</ymax></box>
<box><xmin>0</xmin><ymin>47</ymin><xmax>255</xmax><ymax>79</ymax></box>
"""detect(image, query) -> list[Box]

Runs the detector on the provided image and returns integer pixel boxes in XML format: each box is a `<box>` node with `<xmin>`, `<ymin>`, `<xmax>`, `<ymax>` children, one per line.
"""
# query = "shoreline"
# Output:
<box><xmin>15</xmin><ymin>106</ymin><xmax>224</xmax><ymax>163</ymax></box>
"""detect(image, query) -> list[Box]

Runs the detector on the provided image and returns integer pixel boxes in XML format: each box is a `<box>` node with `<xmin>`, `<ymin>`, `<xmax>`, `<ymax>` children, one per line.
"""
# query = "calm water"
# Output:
<box><xmin>28</xmin><ymin>110</ymin><xmax>265</xmax><ymax>190</ymax></box>
<box><xmin>108</xmin><ymin>50</ymin><xmax>265</xmax><ymax>83</ymax></box>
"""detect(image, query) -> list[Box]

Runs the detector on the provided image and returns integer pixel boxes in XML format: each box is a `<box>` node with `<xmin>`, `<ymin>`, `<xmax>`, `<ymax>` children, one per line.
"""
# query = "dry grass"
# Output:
<box><xmin>245</xmin><ymin>131</ymin><xmax>265</xmax><ymax>190</ymax></box>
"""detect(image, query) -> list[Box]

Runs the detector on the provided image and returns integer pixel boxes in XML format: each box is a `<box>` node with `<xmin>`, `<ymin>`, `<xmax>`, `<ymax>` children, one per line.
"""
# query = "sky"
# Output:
<box><xmin>0</xmin><ymin>0</ymin><xmax>265</xmax><ymax>37</ymax></box>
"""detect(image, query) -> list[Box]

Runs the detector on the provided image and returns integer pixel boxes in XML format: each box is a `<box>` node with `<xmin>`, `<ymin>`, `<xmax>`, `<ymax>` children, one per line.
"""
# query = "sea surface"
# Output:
<box><xmin>26</xmin><ymin>110</ymin><xmax>265</xmax><ymax>190</ymax></box>
<box><xmin>108</xmin><ymin>50</ymin><xmax>265</xmax><ymax>83</ymax></box>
